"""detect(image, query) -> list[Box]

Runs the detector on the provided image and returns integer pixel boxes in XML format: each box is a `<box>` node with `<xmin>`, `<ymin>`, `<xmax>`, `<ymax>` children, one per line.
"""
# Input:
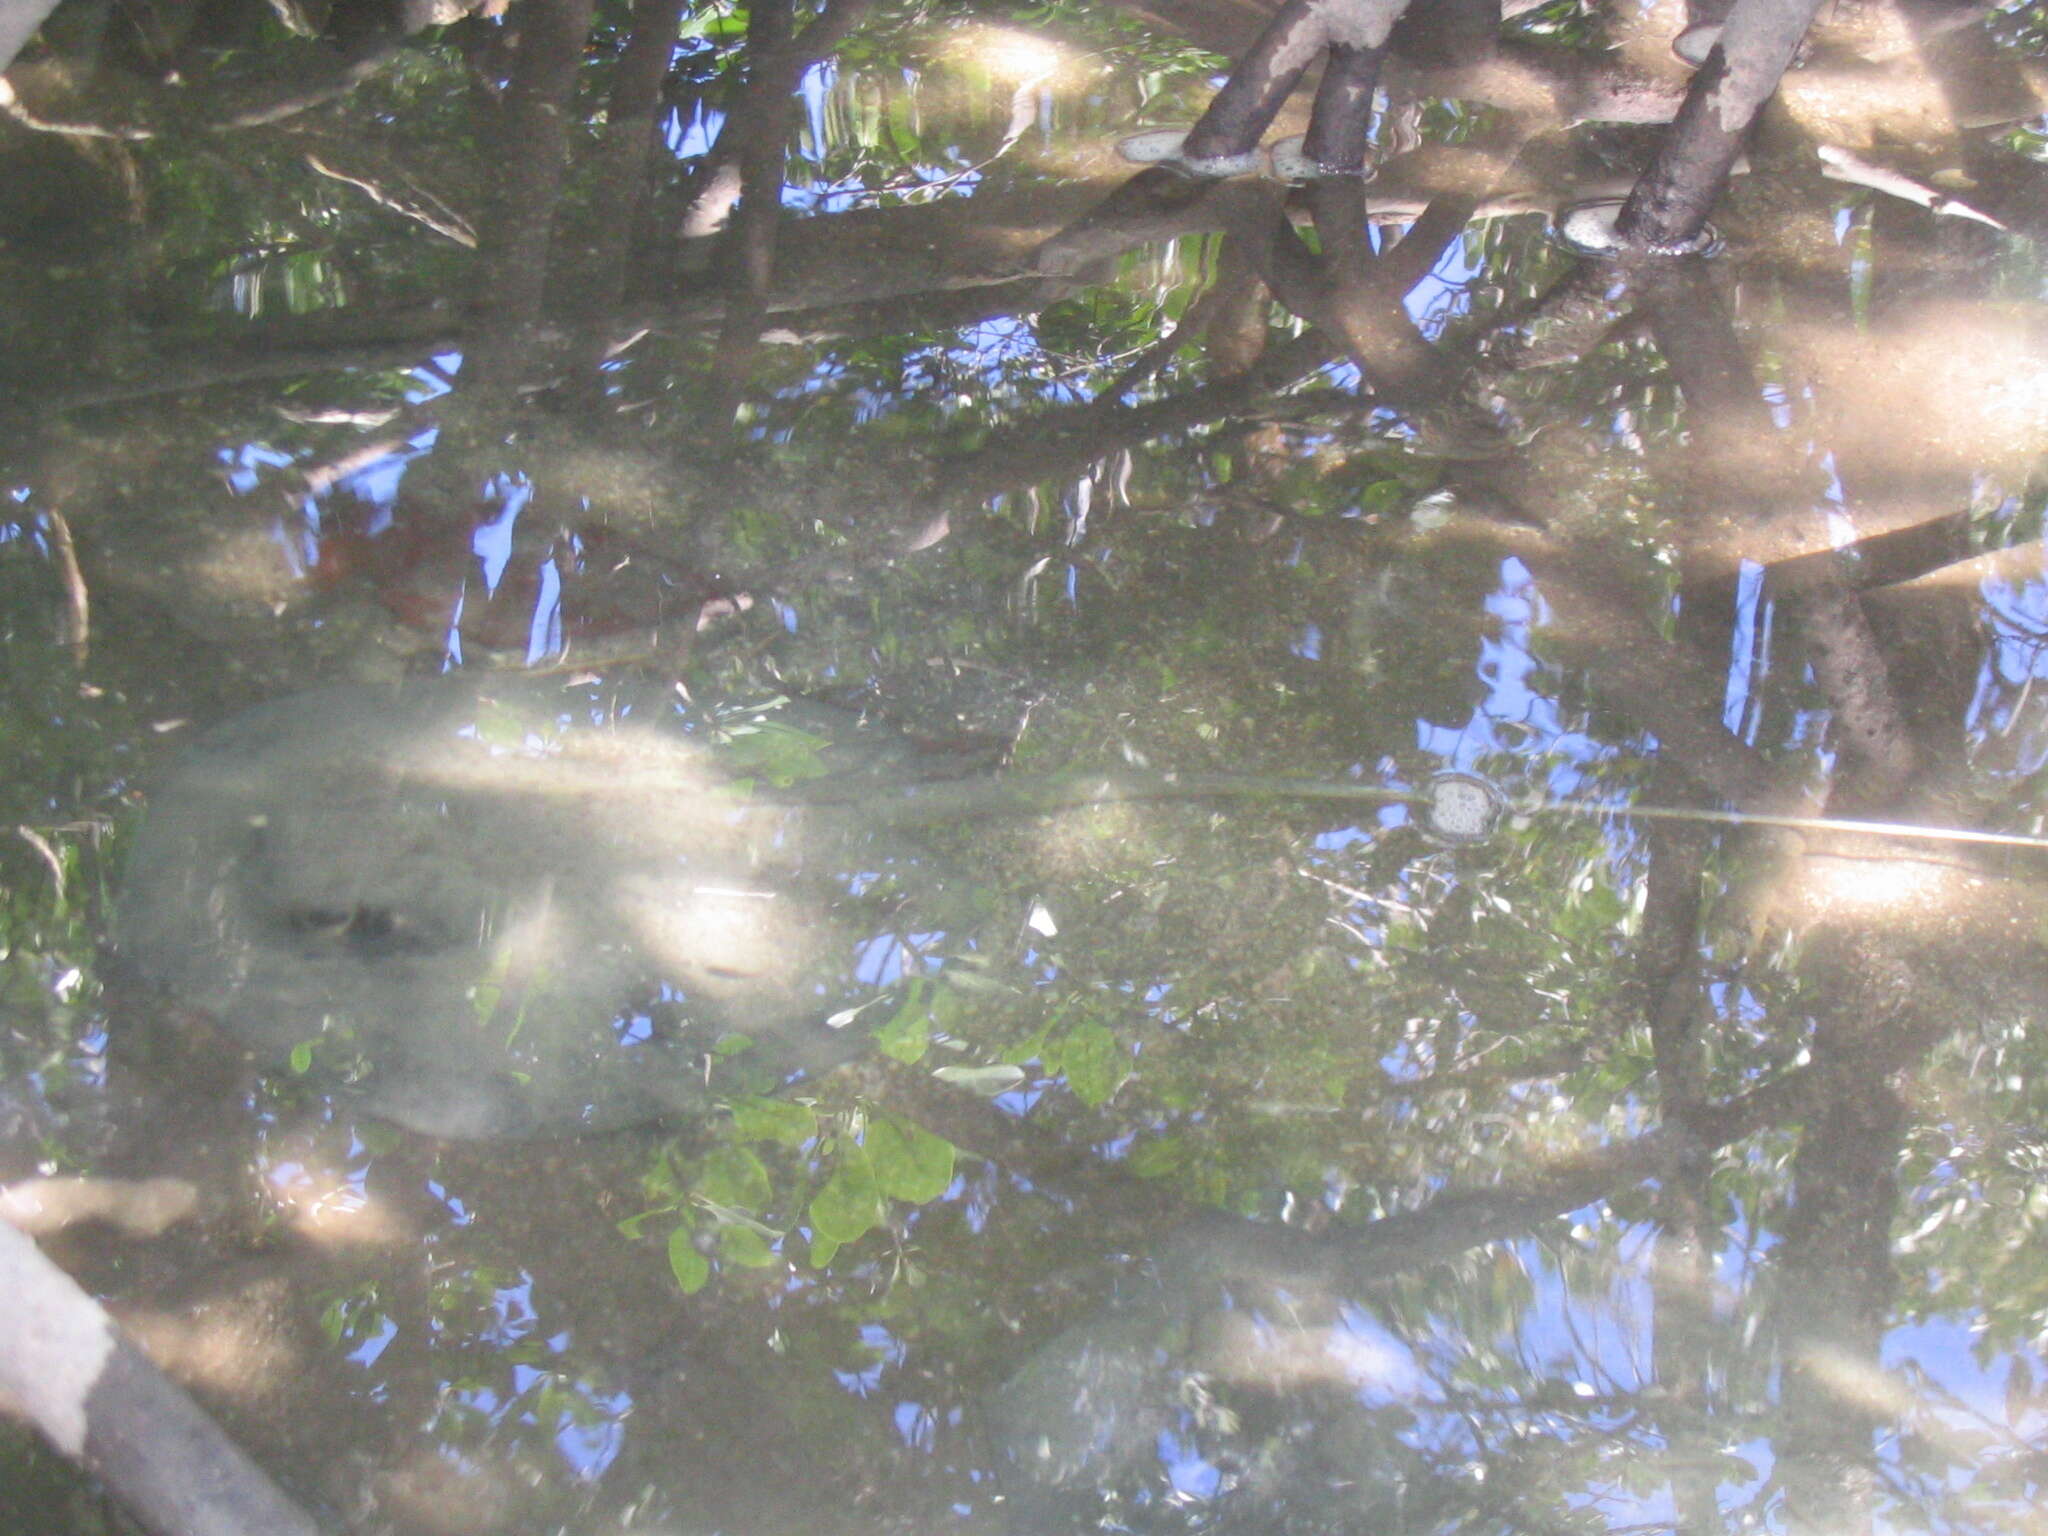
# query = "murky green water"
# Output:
<box><xmin>4</xmin><ymin>0</ymin><xmax>2048</xmax><ymax>1532</ymax></box>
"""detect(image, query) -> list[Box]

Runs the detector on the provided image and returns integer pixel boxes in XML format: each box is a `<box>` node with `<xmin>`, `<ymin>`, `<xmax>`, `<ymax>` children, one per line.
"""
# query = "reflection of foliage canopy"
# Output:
<box><xmin>4</xmin><ymin>0</ymin><xmax>2048</xmax><ymax>1531</ymax></box>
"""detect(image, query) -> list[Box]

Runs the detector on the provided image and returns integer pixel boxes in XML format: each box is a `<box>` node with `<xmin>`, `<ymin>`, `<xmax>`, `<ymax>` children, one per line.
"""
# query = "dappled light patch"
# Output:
<box><xmin>367</xmin><ymin>1446</ymin><xmax>525</xmax><ymax>1536</ymax></box>
<box><xmin>116</xmin><ymin>1278</ymin><xmax>305</xmax><ymax>1404</ymax></box>
<box><xmin>1788</xmin><ymin>303</ymin><xmax>2048</xmax><ymax>482</ymax></box>
<box><xmin>254</xmin><ymin>1137</ymin><xmax>415</xmax><ymax>1248</ymax></box>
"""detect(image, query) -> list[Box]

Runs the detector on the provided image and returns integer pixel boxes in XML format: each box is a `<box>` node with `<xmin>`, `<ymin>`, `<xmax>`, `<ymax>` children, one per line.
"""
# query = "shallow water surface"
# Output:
<box><xmin>117</xmin><ymin>675</ymin><xmax>982</xmax><ymax>1138</ymax></box>
<box><xmin>3</xmin><ymin>1</ymin><xmax>2048</xmax><ymax>1532</ymax></box>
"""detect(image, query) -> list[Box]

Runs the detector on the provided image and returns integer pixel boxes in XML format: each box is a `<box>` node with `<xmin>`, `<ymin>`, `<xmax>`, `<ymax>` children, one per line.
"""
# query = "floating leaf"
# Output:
<box><xmin>1062</xmin><ymin>1020</ymin><xmax>1125</xmax><ymax>1107</ymax></box>
<box><xmin>808</xmin><ymin>1153</ymin><xmax>884</xmax><ymax>1245</ymax></box>
<box><xmin>825</xmin><ymin>994</ymin><xmax>889</xmax><ymax>1030</ymax></box>
<box><xmin>730</xmin><ymin>1095</ymin><xmax>816</xmax><ymax>1147</ymax></box>
<box><xmin>667</xmin><ymin>1226</ymin><xmax>710</xmax><ymax>1294</ymax></box>
<box><xmin>866</xmin><ymin>1115</ymin><xmax>955</xmax><ymax>1204</ymax></box>
<box><xmin>616</xmin><ymin>1208</ymin><xmax>666</xmax><ymax>1240</ymax></box>
<box><xmin>940</xmin><ymin>966</ymin><xmax>1014</xmax><ymax>996</ymax></box>
<box><xmin>694</xmin><ymin>1198</ymin><xmax>781</xmax><ymax>1239</ymax></box>
<box><xmin>926</xmin><ymin>980</ymin><xmax>972</xmax><ymax>1032</ymax></box>
<box><xmin>1000</xmin><ymin>1031</ymin><xmax>1049</xmax><ymax>1069</ymax></box>
<box><xmin>932</xmin><ymin>1063</ymin><xmax>1026</xmax><ymax>1095</ymax></box>
<box><xmin>717</xmin><ymin>1224</ymin><xmax>777</xmax><ymax>1268</ymax></box>
<box><xmin>288</xmin><ymin>1039</ymin><xmax>314</xmax><ymax>1075</ymax></box>
<box><xmin>642</xmin><ymin>1144</ymin><xmax>690</xmax><ymax>1204</ymax></box>
<box><xmin>875</xmin><ymin>980</ymin><xmax>932</xmax><ymax>1064</ymax></box>
<box><xmin>694</xmin><ymin>1145</ymin><xmax>772</xmax><ymax>1212</ymax></box>
<box><xmin>1002</xmin><ymin>996</ymin><xmax>1076</xmax><ymax>1069</ymax></box>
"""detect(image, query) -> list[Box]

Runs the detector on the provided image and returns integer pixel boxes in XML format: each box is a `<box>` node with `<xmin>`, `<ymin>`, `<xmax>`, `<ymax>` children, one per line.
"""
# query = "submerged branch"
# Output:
<box><xmin>0</xmin><ymin>1220</ymin><xmax>325</xmax><ymax>1536</ymax></box>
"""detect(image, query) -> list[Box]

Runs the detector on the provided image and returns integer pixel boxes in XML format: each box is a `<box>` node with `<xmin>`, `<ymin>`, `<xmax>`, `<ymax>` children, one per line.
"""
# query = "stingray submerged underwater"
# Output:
<box><xmin>115</xmin><ymin>674</ymin><xmax>984</xmax><ymax>1139</ymax></box>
